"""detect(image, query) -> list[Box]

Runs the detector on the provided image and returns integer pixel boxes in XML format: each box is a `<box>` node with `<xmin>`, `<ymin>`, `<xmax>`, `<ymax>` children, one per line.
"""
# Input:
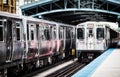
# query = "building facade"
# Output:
<box><xmin>0</xmin><ymin>0</ymin><xmax>16</xmax><ymax>13</ymax></box>
<box><xmin>0</xmin><ymin>0</ymin><xmax>39</xmax><ymax>14</ymax></box>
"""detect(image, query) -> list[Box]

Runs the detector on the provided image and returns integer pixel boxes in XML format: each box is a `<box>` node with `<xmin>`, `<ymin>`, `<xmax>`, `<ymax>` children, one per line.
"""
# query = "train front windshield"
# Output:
<box><xmin>97</xmin><ymin>28</ymin><xmax>104</xmax><ymax>39</ymax></box>
<box><xmin>77</xmin><ymin>28</ymin><xmax>84</xmax><ymax>39</ymax></box>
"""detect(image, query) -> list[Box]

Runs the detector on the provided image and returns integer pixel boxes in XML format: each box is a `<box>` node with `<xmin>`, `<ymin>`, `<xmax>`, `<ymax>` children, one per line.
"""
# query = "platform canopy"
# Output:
<box><xmin>21</xmin><ymin>0</ymin><xmax>120</xmax><ymax>25</ymax></box>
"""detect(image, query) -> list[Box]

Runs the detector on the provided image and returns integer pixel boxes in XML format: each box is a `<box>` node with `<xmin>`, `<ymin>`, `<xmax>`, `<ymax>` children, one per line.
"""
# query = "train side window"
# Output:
<box><xmin>16</xmin><ymin>23</ymin><xmax>20</xmax><ymax>40</ymax></box>
<box><xmin>59</xmin><ymin>31</ymin><xmax>61</xmax><ymax>39</ymax></box>
<box><xmin>66</xmin><ymin>29</ymin><xmax>71</xmax><ymax>39</ymax></box>
<box><xmin>59</xmin><ymin>28</ymin><xmax>61</xmax><ymax>39</ymax></box>
<box><xmin>77</xmin><ymin>28</ymin><xmax>84</xmax><ymax>39</ymax></box>
<box><xmin>28</xmin><ymin>24</ymin><xmax>35</xmax><ymax>41</ymax></box>
<box><xmin>0</xmin><ymin>21</ymin><xmax>2</xmax><ymax>25</ymax></box>
<box><xmin>97</xmin><ymin>28</ymin><xmax>104</xmax><ymax>39</ymax></box>
<box><xmin>40</xmin><ymin>27</ymin><xmax>44</xmax><ymax>40</ymax></box>
<box><xmin>0</xmin><ymin>27</ymin><xmax>3</xmax><ymax>41</ymax></box>
<box><xmin>53</xmin><ymin>30</ymin><xmax>56</xmax><ymax>39</ymax></box>
<box><xmin>36</xmin><ymin>24</ymin><xmax>39</xmax><ymax>40</ymax></box>
<box><xmin>70</xmin><ymin>29</ymin><xmax>73</xmax><ymax>39</ymax></box>
<box><xmin>27</xmin><ymin>24</ymin><xmax>29</xmax><ymax>40</ymax></box>
<box><xmin>39</xmin><ymin>26</ymin><xmax>44</xmax><ymax>40</ymax></box>
<box><xmin>72</xmin><ymin>28</ymin><xmax>75</xmax><ymax>39</ymax></box>
<box><xmin>59</xmin><ymin>27</ymin><xmax>63</xmax><ymax>39</ymax></box>
<box><xmin>16</xmin><ymin>28</ymin><xmax>20</xmax><ymax>40</ymax></box>
<box><xmin>44</xmin><ymin>28</ymin><xmax>50</xmax><ymax>40</ymax></box>
<box><xmin>31</xmin><ymin>30</ymin><xmax>34</xmax><ymax>40</ymax></box>
<box><xmin>71</xmin><ymin>30</ymin><xmax>74</xmax><ymax>39</ymax></box>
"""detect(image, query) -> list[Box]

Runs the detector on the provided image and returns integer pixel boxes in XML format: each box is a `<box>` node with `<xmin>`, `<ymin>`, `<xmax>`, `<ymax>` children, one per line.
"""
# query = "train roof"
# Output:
<box><xmin>0</xmin><ymin>12</ymin><xmax>74</xmax><ymax>27</ymax></box>
<box><xmin>77</xmin><ymin>21</ymin><xmax>120</xmax><ymax>33</ymax></box>
<box><xmin>23</xmin><ymin>16</ymin><xmax>75</xmax><ymax>27</ymax></box>
<box><xmin>0</xmin><ymin>11</ymin><xmax>22</xmax><ymax>19</ymax></box>
<box><xmin>23</xmin><ymin>16</ymin><xmax>52</xmax><ymax>23</ymax></box>
<box><xmin>77</xmin><ymin>21</ymin><xmax>118</xmax><ymax>28</ymax></box>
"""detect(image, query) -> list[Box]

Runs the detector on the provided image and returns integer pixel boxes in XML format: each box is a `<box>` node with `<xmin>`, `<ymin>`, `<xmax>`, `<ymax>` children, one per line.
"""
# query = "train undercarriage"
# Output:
<box><xmin>77</xmin><ymin>50</ymin><xmax>102</xmax><ymax>63</ymax></box>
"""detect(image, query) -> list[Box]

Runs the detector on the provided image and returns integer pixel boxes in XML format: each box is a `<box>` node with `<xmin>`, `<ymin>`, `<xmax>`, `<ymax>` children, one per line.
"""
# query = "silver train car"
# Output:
<box><xmin>76</xmin><ymin>21</ymin><xmax>119</xmax><ymax>63</ymax></box>
<box><xmin>22</xmin><ymin>17</ymin><xmax>76</xmax><ymax>69</ymax></box>
<box><xmin>0</xmin><ymin>12</ymin><xmax>76</xmax><ymax>76</ymax></box>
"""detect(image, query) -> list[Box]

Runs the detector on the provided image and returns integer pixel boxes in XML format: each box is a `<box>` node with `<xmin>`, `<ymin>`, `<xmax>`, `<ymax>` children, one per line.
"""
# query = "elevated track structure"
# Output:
<box><xmin>21</xmin><ymin>0</ymin><xmax>120</xmax><ymax>25</ymax></box>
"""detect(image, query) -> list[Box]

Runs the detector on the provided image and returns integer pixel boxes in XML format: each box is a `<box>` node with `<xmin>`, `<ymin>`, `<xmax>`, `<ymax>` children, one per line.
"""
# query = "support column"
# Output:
<box><xmin>92</xmin><ymin>0</ymin><xmax>94</xmax><ymax>9</ymax></box>
<box><xmin>64</xmin><ymin>0</ymin><xmax>67</xmax><ymax>9</ymax></box>
<box><xmin>78</xmin><ymin>0</ymin><xmax>80</xmax><ymax>9</ymax></box>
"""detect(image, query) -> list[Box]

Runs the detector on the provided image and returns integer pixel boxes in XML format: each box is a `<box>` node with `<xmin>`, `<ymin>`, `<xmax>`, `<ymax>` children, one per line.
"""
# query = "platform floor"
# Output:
<box><xmin>72</xmin><ymin>48</ymin><xmax>120</xmax><ymax>77</ymax></box>
<box><xmin>91</xmin><ymin>49</ymin><xmax>120</xmax><ymax>77</ymax></box>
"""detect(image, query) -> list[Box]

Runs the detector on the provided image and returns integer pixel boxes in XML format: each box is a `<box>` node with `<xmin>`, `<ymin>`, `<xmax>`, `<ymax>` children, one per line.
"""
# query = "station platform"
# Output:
<box><xmin>72</xmin><ymin>48</ymin><xmax>120</xmax><ymax>77</ymax></box>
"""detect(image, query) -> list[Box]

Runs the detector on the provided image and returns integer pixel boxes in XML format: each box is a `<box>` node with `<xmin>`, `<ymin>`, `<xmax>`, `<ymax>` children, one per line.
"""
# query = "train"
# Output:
<box><xmin>0</xmin><ymin>12</ymin><xmax>76</xmax><ymax>76</ymax></box>
<box><xmin>76</xmin><ymin>21</ymin><xmax>119</xmax><ymax>63</ymax></box>
<box><xmin>1</xmin><ymin>12</ymin><xmax>120</xmax><ymax>76</ymax></box>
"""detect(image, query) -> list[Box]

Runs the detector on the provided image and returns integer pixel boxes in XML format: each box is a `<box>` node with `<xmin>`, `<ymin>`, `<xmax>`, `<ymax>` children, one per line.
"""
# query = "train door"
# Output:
<box><xmin>6</xmin><ymin>20</ymin><xmax>13</xmax><ymax>61</ymax></box>
<box><xmin>39</xmin><ymin>24</ymin><xmax>51</xmax><ymax>56</ymax></box>
<box><xmin>71</xmin><ymin>27</ymin><xmax>76</xmax><ymax>56</ymax></box>
<box><xmin>61</xmin><ymin>27</ymin><xmax>65</xmax><ymax>50</ymax></box>
<box><xmin>72</xmin><ymin>27</ymin><xmax>76</xmax><ymax>49</ymax></box>
<box><xmin>27</xmin><ymin>23</ymin><xmax>37</xmax><ymax>59</ymax></box>
<box><xmin>51</xmin><ymin>25</ymin><xmax>57</xmax><ymax>53</ymax></box>
<box><xmin>70</xmin><ymin>28</ymin><xmax>73</xmax><ymax>49</ymax></box>
<box><xmin>0</xmin><ymin>20</ymin><xmax>6</xmax><ymax>63</ymax></box>
<box><xmin>38</xmin><ymin>25</ymin><xmax>45</xmax><ymax>55</ymax></box>
<box><xmin>39</xmin><ymin>24</ymin><xmax>51</xmax><ymax>65</ymax></box>
<box><xmin>76</xmin><ymin>27</ymin><xmax>85</xmax><ymax>50</ymax></box>
<box><xmin>68</xmin><ymin>27</ymin><xmax>73</xmax><ymax>56</ymax></box>
<box><xmin>86</xmin><ymin>24</ymin><xmax>95</xmax><ymax>50</ymax></box>
<box><xmin>11</xmin><ymin>21</ymin><xmax>23</xmax><ymax>61</ymax></box>
<box><xmin>44</xmin><ymin>25</ymin><xmax>51</xmax><ymax>55</ymax></box>
<box><xmin>106</xmin><ymin>27</ymin><xmax>110</xmax><ymax>47</ymax></box>
<box><xmin>59</xmin><ymin>26</ymin><xmax>65</xmax><ymax>58</ymax></box>
<box><xmin>15</xmin><ymin>22</ymin><xmax>23</xmax><ymax>59</ymax></box>
<box><xmin>65</xmin><ymin>27</ymin><xmax>71</xmax><ymax>57</ymax></box>
<box><xmin>38</xmin><ymin>25</ymin><xmax>42</xmax><ymax>56</ymax></box>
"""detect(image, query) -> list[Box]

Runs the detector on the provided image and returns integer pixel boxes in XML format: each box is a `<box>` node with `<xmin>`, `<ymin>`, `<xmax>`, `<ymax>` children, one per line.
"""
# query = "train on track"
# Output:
<box><xmin>0</xmin><ymin>12</ymin><xmax>76</xmax><ymax>76</ymax></box>
<box><xmin>76</xmin><ymin>21</ymin><xmax>120</xmax><ymax>63</ymax></box>
<box><xmin>0</xmin><ymin>12</ymin><xmax>120</xmax><ymax>76</ymax></box>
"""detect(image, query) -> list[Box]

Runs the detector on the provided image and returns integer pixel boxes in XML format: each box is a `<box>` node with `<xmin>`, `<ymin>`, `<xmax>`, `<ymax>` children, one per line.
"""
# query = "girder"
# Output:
<box><xmin>21</xmin><ymin>0</ymin><xmax>120</xmax><ymax>25</ymax></box>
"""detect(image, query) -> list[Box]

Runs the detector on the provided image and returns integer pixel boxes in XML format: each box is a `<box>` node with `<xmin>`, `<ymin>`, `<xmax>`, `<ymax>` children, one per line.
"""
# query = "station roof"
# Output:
<box><xmin>21</xmin><ymin>0</ymin><xmax>59</xmax><ymax>10</ymax></box>
<box><xmin>21</xmin><ymin>0</ymin><xmax>120</xmax><ymax>25</ymax></box>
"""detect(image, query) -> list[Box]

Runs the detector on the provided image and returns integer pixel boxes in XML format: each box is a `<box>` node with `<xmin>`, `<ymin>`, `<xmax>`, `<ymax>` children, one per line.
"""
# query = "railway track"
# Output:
<box><xmin>20</xmin><ymin>57</ymin><xmax>74</xmax><ymax>77</ymax></box>
<box><xmin>46</xmin><ymin>61</ymin><xmax>86</xmax><ymax>77</ymax></box>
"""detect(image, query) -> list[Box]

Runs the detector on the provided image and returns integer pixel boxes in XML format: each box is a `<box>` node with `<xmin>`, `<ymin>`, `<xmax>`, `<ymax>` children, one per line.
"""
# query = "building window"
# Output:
<box><xmin>24</xmin><ymin>0</ymin><xmax>36</xmax><ymax>4</ymax></box>
<box><xmin>11</xmin><ymin>0</ymin><xmax>13</xmax><ymax>5</ymax></box>
<box><xmin>3</xmin><ymin>0</ymin><xmax>8</xmax><ymax>4</ymax></box>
